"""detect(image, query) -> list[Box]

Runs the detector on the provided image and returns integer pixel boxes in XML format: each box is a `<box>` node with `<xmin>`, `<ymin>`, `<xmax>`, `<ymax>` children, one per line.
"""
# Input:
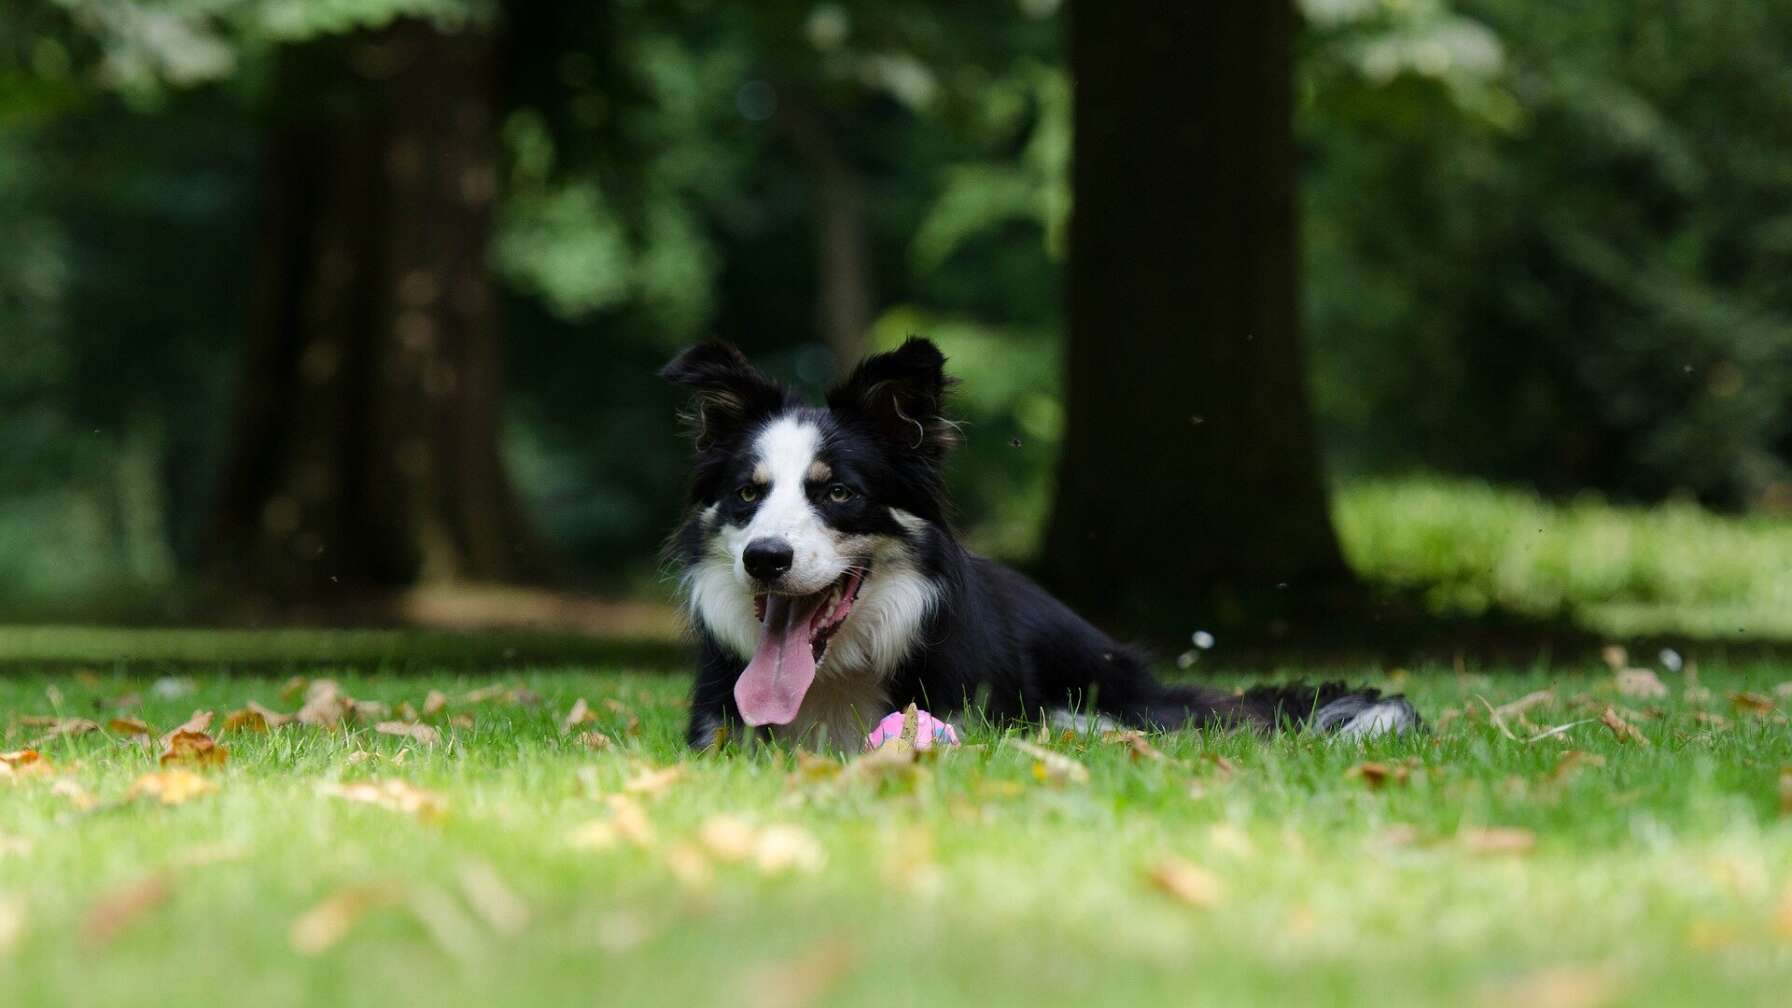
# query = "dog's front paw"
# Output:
<box><xmin>865</xmin><ymin>706</ymin><xmax>960</xmax><ymax>752</ymax></box>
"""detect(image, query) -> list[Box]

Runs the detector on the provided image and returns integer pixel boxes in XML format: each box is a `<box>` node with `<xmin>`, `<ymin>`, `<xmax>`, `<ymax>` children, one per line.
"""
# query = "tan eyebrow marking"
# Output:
<box><xmin>807</xmin><ymin>461</ymin><xmax>832</xmax><ymax>482</ymax></box>
<box><xmin>751</xmin><ymin>463</ymin><xmax>771</xmax><ymax>484</ymax></box>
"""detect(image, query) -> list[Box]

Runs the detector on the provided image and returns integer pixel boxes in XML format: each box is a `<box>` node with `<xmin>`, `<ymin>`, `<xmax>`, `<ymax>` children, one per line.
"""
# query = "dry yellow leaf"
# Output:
<box><xmin>1731</xmin><ymin>691</ymin><xmax>1776</xmax><ymax>717</ymax></box>
<box><xmin>321</xmin><ymin>779</ymin><xmax>446</xmax><ymax>820</ymax></box>
<box><xmin>753</xmin><ymin>824</ymin><xmax>826</xmax><ymax>876</ymax></box>
<box><xmin>50</xmin><ymin>778</ymin><xmax>97</xmax><ymax>811</ymax></box>
<box><xmin>1009</xmin><ymin>740</ymin><xmax>1089</xmax><ymax>785</ymax></box>
<box><xmin>745</xmin><ymin>939</ymin><xmax>856</xmax><ymax>1008</ymax></box>
<box><xmin>222</xmin><ymin>701</ymin><xmax>294</xmax><ymax>732</ymax></box>
<box><xmin>421</xmin><ymin>690</ymin><xmax>449</xmax><ymax>717</ymax></box>
<box><xmin>80</xmin><ymin>873</ymin><xmax>171</xmax><ymax>946</ymax></box>
<box><xmin>698</xmin><ymin>815</ymin><xmax>759</xmax><ymax>863</ymax></box>
<box><xmin>159</xmin><ymin>710</ymin><xmax>214</xmax><ymax>741</ymax></box>
<box><xmin>1478</xmin><ymin>965</ymin><xmax>1618</xmax><ymax>1008</ymax></box>
<box><xmin>561</xmin><ymin>698</ymin><xmax>596</xmax><ymax>734</ymax></box>
<box><xmin>1460</xmin><ymin>827</ymin><xmax>1537</xmax><ymax>856</ymax></box>
<box><xmin>159</xmin><ymin>729</ymin><xmax>228</xmax><ymax>767</ymax></box>
<box><xmin>662</xmin><ymin>842</ymin><xmax>714</xmax><ymax>889</ymax></box>
<box><xmin>298</xmin><ymin>680</ymin><xmax>352</xmax><ymax>728</ymax></box>
<box><xmin>1599</xmin><ymin>707</ymin><xmax>1649</xmax><ymax>746</ymax></box>
<box><xmin>1615</xmin><ymin>668</ymin><xmax>1668</xmax><ymax>699</ymax></box>
<box><xmin>578</xmin><ymin>731</ymin><xmax>612</xmax><ymax>751</ymax></box>
<box><xmin>1146</xmin><ymin>855</ymin><xmax>1224</xmax><ymax>907</ymax></box>
<box><xmin>1493</xmin><ymin>690</ymin><xmax>1556</xmax><ymax>720</ymax></box>
<box><xmin>1102</xmin><ymin>729</ymin><xmax>1167</xmax><ymax>761</ymax></box>
<box><xmin>374</xmin><ymin>721</ymin><xmax>441</xmax><ymax>745</ymax></box>
<box><xmin>622</xmin><ymin>765</ymin><xmax>685</xmax><ymax>798</ymax></box>
<box><xmin>128</xmin><ymin>769</ymin><xmax>218</xmax><ymax>806</ymax></box>
<box><xmin>107</xmin><ymin>717</ymin><xmax>153</xmax><ymax>737</ymax></box>
<box><xmin>290</xmin><ymin>883</ymin><xmax>401</xmax><ymax>955</ymax></box>
<box><xmin>0</xmin><ymin>751</ymin><xmax>50</xmax><ymax>780</ymax></box>
<box><xmin>457</xmin><ymin>861</ymin><xmax>529</xmax><ymax>936</ymax></box>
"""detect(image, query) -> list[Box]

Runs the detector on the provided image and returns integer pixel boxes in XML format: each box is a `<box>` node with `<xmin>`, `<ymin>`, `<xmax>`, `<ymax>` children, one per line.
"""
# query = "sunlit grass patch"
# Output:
<box><xmin>1337</xmin><ymin>476</ymin><xmax>1792</xmax><ymax>639</ymax></box>
<box><xmin>1</xmin><ymin>650</ymin><xmax>1790</xmax><ymax>1006</ymax></box>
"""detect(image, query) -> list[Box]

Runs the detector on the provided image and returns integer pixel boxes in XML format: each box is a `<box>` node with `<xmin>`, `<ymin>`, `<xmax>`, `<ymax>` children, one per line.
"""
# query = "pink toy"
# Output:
<box><xmin>864</xmin><ymin>707</ymin><xmax>960</xmax><ymax>751</ymax></box>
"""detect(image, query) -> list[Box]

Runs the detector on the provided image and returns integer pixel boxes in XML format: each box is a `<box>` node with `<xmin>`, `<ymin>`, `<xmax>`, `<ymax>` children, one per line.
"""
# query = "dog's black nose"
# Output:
<box><xmin>743</xmin><ymin>538</ymin><xmax>795</xmax><ymax>582</ymax></box>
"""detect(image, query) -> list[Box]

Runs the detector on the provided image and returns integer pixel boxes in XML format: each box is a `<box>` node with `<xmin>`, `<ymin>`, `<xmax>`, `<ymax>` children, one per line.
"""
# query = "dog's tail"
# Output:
<box><xmin>1143</xmin><ymin>680</ymin><xmax>1422</xmax><ymax>739</ymax></box>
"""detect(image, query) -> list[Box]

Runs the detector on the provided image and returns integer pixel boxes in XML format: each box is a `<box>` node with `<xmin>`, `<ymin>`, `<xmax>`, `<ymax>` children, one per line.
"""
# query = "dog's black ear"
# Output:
<box><xmin>827</xmin><ymin>337</ymin><xmax>959</xmax><ymax>460</ymax></box>
<box><xmin>659</xmin><ymin>342</ymin><xmax>789</xmax><ymax>449</ymax></box>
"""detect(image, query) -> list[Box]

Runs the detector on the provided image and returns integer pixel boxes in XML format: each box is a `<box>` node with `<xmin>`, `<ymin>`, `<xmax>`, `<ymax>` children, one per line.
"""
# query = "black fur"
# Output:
<box><xmin>664</xmin><ymin>338</ymin><xmax>1417</xmax><ymax>748</ymax></box>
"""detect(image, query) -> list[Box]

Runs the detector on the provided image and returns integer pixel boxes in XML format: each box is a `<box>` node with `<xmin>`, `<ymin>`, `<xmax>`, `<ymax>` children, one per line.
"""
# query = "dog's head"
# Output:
<box><xmin>661</xmin><ymin>338</ymin><xmax>957</xmax><ymax>727</ymax></box>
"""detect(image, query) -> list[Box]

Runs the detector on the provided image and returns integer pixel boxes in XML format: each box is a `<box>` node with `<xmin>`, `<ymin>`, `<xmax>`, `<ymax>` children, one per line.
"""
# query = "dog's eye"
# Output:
<box><xmin>737</xmin><ymin>485</ymin><xmax>760</xmax><ymax>503</ymax></box>
<box><xmin>827</xmin><ymin>483</ymin><xmax>854</xmax><ymax>503</ymax></box>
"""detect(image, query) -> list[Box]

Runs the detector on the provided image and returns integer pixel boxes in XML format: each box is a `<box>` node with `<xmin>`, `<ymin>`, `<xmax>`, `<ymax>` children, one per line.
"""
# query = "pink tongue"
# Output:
<box><xmin>735</xmin><ymin>593</ymin><xmax>828</xmax><ymax>726</ymax></box>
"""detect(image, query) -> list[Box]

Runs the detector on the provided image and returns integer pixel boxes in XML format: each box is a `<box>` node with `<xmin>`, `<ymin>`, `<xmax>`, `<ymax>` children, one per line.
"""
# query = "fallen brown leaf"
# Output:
<box><xmin>298</xmin><ymin>680</ymin><xmax>352</xmax><ymax>728</ymax></box>
<box><xmin>1599</xmin><ymin>645</ymin><xmax>1627</xmax><ymax>671</ymax></box>
<box><xmin>578</xmin><ymin>731</ymin><xmax>612</xmax><ymax>751</ymax></box>
<box><xmin>128</xmin><ymin>769</ymin><xmax>218</xmax><ymax>806</ymax></box>
<box><xmin>107</xmin><ymin>717</ymin><xmax>153</xmax><ymax>737</ymax></box>
<box><xmin>1009</xmin><ymin>740</ymin><xmax>1089</xmax><ymax>785</ymax></box>
<box><xmin>1780</xmin><ymin>768</ymin><xmax>1792</xmax><ymax>817</ymax></box>
<box><xmin>698</xmin><ymin>815</ymin><xmax>759</xmax><ymax>863</ymax></box>
<box><xmin>752</xmin><ymin>824</ymin><xmax>825</xmax><ymax>875</ymax></box>
<box><xmin>1730</xmin><ymin>691</ymin><xmax>1776</xmax><ymax>717</ymax></box>
<box><xmin>374</xmin><ymin>721</ymin><xmax>441</xmax><ymax>745</ymax></box>
<box><xmin>50</xmin><ymin>778</ymin><xmax>97</xmax><ymax>810</ymax></box>
<box><xmin>80</xmin><ymin>873</ymin><xmax>172</xmax><ymax>946</ymax></box>
<box><xmin>1549</xmin><ymin>750</ymin><xmax>1606</xmax><ymax>783</ymax></box>
<box><xmin>422</xmin><ymin>690</ymin><xmax>449</xmax><ymax>717</ymax></box>
<box><xmin>1103</xmin><ymin>729</ymin><xmax>1168</xmax><ymax>762</ymax></box>
<box><xmin>0</xmin><ymin>750</ymin><xmax>50</xmax><ymax>780</ymax></box>
<box><xmin>289</xmin><ymin>883</ymin><xmax>402</xmax><ymax>955</ymax></box>
<box><xmin>622</xmin><ymin>764</ymin><xmax>685</xmax><ymax>798</ymax></box>
<box><xmin>1615</xmin><ymin>668</ymin><xmax>1668</xmax><ymax>699</ymax></box>
<box><xmin>745</xmin><ymin>939</ymin><xmax>856</xmax><ymax>1008</ymax></box>
<box><xmin>321</xmin><ymin>779</ymin><xmax>446</xmax><ymax>820</ymax></box>
<box><xmin>159</xmin><ymin>710</ymin><xmax>214</xmax><ymax>741</ymax></box>
<box><xmin>1494</xmin><ymin>690</ymin><xmax>1556</xmax><ymax>720</ymax></box>
<box><xmin>561</xmin><ymin>698</ymin><xmax>596</xmax><ymax>734</ymax></box>
<box><xmin>1146</xmin><ymin>855</ymin><xmax>1224</xmax><ymax>907</ymax></box>
<box><xmin>223</xmin><ymin>701</ymin><xmax>294</xmax><ymax>732</ymax></box>
<box><xmin>1460</xmin><ymin>827</ymin><xmax>1536</xmax><ymax>856</ymax></box>
<box><xmin>159</xmin><ymin>729</ymin><xmax>227</xmax><ymax>767</ymax></box>
<box><xmin>1347</xmin><ymin>761</ymin><xmax>1410</xmax><ymax>789</ymax></box>
<box><xmin>31</xmin><ymin>717</ymin><xmax>100</xmax><ymax>741</ymax></box>
<box><xmin>1599</xmin><ymin>707</ymin><xmax>1649</xmax><ymax>746</ymax></box>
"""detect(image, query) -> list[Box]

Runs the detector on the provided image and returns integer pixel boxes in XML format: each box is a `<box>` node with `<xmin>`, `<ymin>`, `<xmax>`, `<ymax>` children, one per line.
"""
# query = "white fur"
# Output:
<box><xmin>736</xmin><ymin>417</ymin><xmax>842</xmax><ymax>594</ymax></box>
<box><xmin>1048</xmin><ymin>709</ymin><xmax>1121</xmax><ymax>734</ymax></box>
<box><xmin>1315</xmin><ymin>696</ymin><xmax>1418</xmax><ymax>741</ymax></box>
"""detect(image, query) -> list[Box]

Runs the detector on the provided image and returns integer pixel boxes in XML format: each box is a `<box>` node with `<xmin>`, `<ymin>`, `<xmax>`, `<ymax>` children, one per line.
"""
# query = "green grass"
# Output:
<box><xmin>1336</xmin><ymin>476</ymin><xmax>1792</xmax><ymax>640</ymax></box>
<box><xmin>3</xmin><ymin>639</ymin><xmax>1791</xmax><ymax>1007</ymax></box>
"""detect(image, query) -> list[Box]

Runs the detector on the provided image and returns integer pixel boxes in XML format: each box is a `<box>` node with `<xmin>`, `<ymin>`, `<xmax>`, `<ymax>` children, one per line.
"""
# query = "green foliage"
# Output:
<box><xmin>1337</xmin><ymin>476</ymin><xmax>1792</xmax><ymax>639</ymax></box>
<box><xmin>1303</xmin><ymin>0</ymin><xmax>1792</xmax><ymax>506</ymax></box>
<box><xmin>2</xmin><ymin>0</ymin><xmax>1790</xmax><ymax>612</ymax></box>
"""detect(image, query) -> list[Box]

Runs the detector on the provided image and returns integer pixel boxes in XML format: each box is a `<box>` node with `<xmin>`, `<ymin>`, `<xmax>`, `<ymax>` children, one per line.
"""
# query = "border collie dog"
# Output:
<box><xmin>662</xmin><ymin>338</ymin><xmax>1419</xmax><ymax>752</ymax></box>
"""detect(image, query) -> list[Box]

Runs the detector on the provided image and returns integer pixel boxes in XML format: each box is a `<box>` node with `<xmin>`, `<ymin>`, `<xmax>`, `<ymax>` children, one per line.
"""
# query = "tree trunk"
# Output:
<box><xmin>778</xmin><ymin>89</ymin><xmax>874</xmax><ymax>376</ymax></box>
<box><xmin>209</xmin><ymin>19</ymin><xmax>537</xmax><ymax>602</ymax></box>
<box><xmin>1041</xmin><ymin>0</ymin><xmax>1352</xmax><ymax>641</ymax></box>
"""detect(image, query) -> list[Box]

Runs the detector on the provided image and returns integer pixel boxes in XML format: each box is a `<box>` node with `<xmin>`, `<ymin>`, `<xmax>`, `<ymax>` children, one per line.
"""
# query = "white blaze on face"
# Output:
<box><xmin>732</xmin><ymin>416</ymin><xmax>843</xmax><ymax>593</ymax></box>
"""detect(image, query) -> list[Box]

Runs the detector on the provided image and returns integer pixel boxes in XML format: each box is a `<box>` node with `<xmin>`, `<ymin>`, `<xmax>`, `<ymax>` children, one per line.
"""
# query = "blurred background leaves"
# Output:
<box><xmin>0</xmin><ymin>0</ymin><xmax>1788</xmax><ymax>635</ymax></box>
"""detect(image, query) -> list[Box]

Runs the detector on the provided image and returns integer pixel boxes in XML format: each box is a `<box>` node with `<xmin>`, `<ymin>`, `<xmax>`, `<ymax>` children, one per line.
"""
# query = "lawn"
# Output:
<box><xmin>2</xmin><ymin>635</ymin><xmax>1790</xmax><ymax>1007</ymax></box>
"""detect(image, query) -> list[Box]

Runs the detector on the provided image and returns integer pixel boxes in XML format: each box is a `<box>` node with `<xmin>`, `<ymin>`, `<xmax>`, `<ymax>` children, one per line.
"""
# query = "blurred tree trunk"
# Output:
<box><xmin>779</xmin><ymin>90</ymin><xmax>874</xmax><ymax>376</ymax></box>
<box><xmin>210</xmin><ymin>19</ymin><xmax>537</xmax><ymax>601</ymax></box>
<box><xmin>1041</xmin><ymin>0</ymin><xmax>1353</xmax><ymax>640</ymax></box>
